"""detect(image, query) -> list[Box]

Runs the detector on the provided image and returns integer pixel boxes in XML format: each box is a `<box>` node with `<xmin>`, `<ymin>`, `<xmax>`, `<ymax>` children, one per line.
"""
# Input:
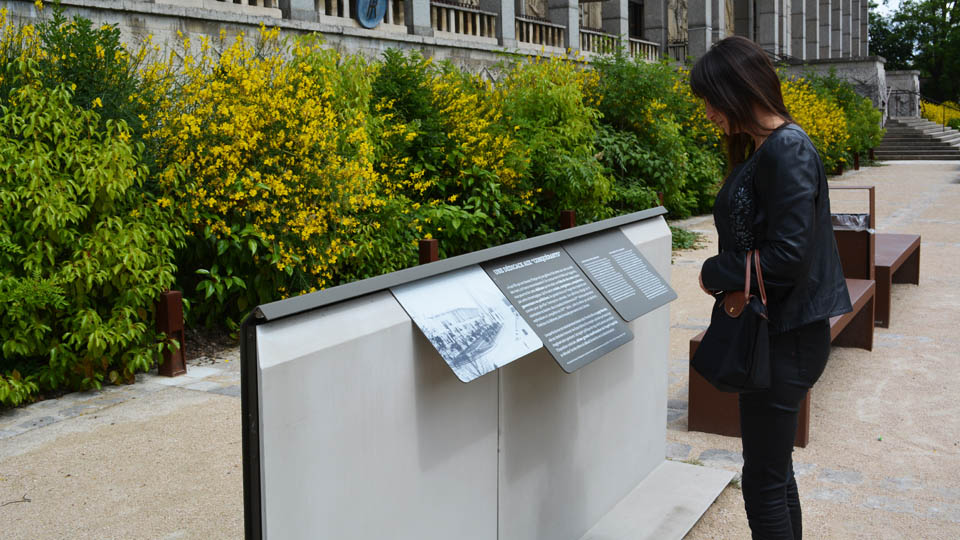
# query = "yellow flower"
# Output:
<box><xmin>91</xmin><ymin>97</ymin><xmax>103</xmax><ymax>108</ymax></box>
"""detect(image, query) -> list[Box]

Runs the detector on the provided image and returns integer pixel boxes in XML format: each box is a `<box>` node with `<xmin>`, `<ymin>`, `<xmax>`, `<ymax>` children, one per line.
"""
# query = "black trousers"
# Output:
<box><xmin>738</xmin><ymin>319</ymin><xmax>831</xmax><ymax>540</ymax></box>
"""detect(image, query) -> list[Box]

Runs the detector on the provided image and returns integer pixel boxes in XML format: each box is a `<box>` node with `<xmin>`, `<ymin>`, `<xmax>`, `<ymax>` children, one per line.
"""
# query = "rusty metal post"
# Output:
<box><xmin>657</xmin><ymin>192</ymin><xmax>664</xmax><ymax>207</ymax></box>
<box><xmin>869</xmin><ymin>148</ymin><xmax>875</xmax><ymax>161</ymax></box>
<box><xmin>419</xmin><ymin>239</ymin><xmax>439</xmax><ymax>264</ymax></box>
<box><xmin>854</xmin><ymin>152</ymin><xmax>860</xmax><ymax>170</ymax></box>
<box><xmin>157</xmin><ymin>290</ymin><xmax>186</xmax><ymax>377</ymax></box>
<box><xmin>560</xmin><ymin>210</ymin><xmax>576</xmax><ymax>230</ymax></box>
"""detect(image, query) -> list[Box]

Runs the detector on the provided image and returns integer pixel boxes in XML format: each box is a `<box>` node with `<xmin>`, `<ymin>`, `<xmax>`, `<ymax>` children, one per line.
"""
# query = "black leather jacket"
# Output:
<box><xmin>701</xmin><ymin>123</ymin><xmax>852</xmax><ymax>334</ymax></box>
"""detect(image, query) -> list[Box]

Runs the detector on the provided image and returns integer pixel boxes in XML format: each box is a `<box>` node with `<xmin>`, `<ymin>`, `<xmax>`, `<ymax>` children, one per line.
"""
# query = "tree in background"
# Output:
<box><xmin>867</xmin><ymin>1</ymin><xmax>914</xmax><ymax>70</ymax></box>
<box><xmin>881</xmin><ymin>0</ymin><xmax>960</xmax><ymax>102</ymax></box>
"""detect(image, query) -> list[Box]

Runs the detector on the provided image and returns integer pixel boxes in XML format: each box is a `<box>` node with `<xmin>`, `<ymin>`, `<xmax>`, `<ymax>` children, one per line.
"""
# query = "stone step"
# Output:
<box><xmin>877</xmin><ymin>138</ymin><xmax>954</xmax><ymax>145</ymax></box>
<box><xmin>874</xmin><ymin>153</ymin><xmax>960</xmax><ymax>160</ymax></box>
<box><xmin>874</xmin><ymin>146</ymin><xmax>960</xmax><ymax>154</ymax></box>
<box><xmin>891</xmin><ymin>121</ymin><xmax>952</xmax><ymax>133</ymax></box>
<box><xmin>895</xmin><ymin>117</ymin><xmax>940</xmax><ymax>126</ymax></box>
<box><xmin>878</xmin><ymin>140</ymin><xmax>955</xmax><ymax>148</ymax></box>
<box><xmin>896</xmin><ymin>118</ymin><xmax>938</xmax><ymax>127</ymax></box>
<box><xmin>876</xmin><ymin>156</ymin><xmax>960</xmax><ymax>161</ymax></box>
<box><xmin>931</xmin><ymin>133</ymin><xmax>960</xmax><ymax>144</ymax></box>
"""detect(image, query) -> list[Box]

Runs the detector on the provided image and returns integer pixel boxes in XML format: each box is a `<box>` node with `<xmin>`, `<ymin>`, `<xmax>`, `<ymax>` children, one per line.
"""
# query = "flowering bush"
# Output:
<box><xmin>804</xmin><ymin>70</ymin><xmax>884</xmax><ymax>160</ymax></box>
<box><xmin>922</xmin><ymin>100</ymin><xmax>960</xmax><ymax>129</ymax></box>
<box><xmin>151</xmin><ymin>30</ymin><xmax>401</xmax><ymax>326</ymax></box>
<box><xmin>371</xmin><ymin>50</ymin><xmax>536</xmax><ymax>257</ymax></box>
<box><xmin>781</xmin><ymin>76</ymin><xmax>850</xmax><ymax>172</ymax></box>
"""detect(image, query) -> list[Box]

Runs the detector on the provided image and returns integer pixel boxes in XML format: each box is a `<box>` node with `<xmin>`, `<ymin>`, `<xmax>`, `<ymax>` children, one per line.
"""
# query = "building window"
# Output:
<box><xmin>629</xmin><ymin>0</ymin><xmax>644</xmax><ymax>39</ymax></box>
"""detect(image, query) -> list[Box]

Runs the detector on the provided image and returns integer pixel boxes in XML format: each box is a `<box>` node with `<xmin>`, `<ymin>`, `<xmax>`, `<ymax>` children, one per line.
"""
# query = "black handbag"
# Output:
<box><xmin>692</xmin><ymin>249</ymin><xmax>771</xmax><ymax>393</ymax></box>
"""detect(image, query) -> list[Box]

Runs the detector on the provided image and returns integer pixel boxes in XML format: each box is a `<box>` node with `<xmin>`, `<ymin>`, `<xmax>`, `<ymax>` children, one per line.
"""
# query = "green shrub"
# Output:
<box><xmin>371</xmin><ymin>50</ymin><xmax>537</xmax><ymax>256</ymax></box>
<box><xmin>0</xmin><ymin>82</ymin><xmax>181</xmax><ymax>406</ymax></box>
<box><xmin>804</xmin><ymin>69</ymin><xmax>884</xmax><ymax>158</ymax></box>
<box><xmin>592</xmin><ymin>53</ymin><xmax>723</xmax><ymax>218</ymax></box>
<box><xmin>497</xmin><ymin>55</ymin><xmax>613</xmax><ymax>232</ymax></box>
<box><xmin>670</xmin><ymin>226</ymin><xmax>702</xmax><ymax>250</ymax></box>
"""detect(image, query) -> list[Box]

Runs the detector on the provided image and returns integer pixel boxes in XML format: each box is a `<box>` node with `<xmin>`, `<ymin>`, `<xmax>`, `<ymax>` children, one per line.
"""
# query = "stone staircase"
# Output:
<box><xmin>874</xmin><ymin>117</ymin><xmax>960</xmax><ymax>160</ymax></box>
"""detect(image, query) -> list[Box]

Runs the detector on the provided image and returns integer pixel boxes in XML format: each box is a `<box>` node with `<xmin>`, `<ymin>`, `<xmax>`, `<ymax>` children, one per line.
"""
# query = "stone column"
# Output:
<box><xmin>735</xmin><ymin>0</ymin><xmax>754</xmax><ymax>39</ymax></box>
<box><xmin>284</xmin><ymin>0</ymin><xmax>317</xmax><ymax>21</ymax></box>
<box><xmin>689</xmin><ymin>0</ymin><xmax>713</xmax><ymax>58</ymax></box>
<box><xmin>406</xmin><ymin>0</ymin><xmax>433</xmax><ymax>36</ymax></box>
<box><xmin>712</xmin><ymin>0</ymin><xmax>727</xmax><ymax>44</ymax></box>
<box><xmin>791</xmin><ymin>0</ymin><xmax>805</xmax><ymax>59</ymax></box>
<box><xmin>549</xmin><ymin>0</ymin><xmax>580</xmax><ymax>50</ymax></box>
<box><xmin>480</xmin><ymin>0</ymin><xmax>516</xmax><ymax>46</ymax></box>
<box><xmin>859</xmin><ymin>0</ymin><xmax>868</xmax><ymax>55</ymax></box>
<box><xmin>756</xmin><ymin>0</ymin><xmax>779</xmax><ymax>54</ymax></box>
<box><xmin>831</xmin><ymin>0</ymin><xmax>841</xmax><ymax>57</ymax></box>
<box><xmin>643</xmin><ymin>0</ymin><xmax>668</xmax><ymax>55</ymax></box>
<box><xmin>602</xmin><ymin>0</ymin><xmax>629</xmax><ymax>41</ymax></box>
<box><xmin>780</xmin><ymin>0</ymin><xmax>791</xmax><ymax>56</ymax></box>
<box><xmin>842</xmin><ymin>0</ymin><xmax>851</xmax><ymax>56</ymax></box>
<box><xmin>819</xmin><ymin>0</ymin><xmax>831</xmax><ymax>58</ymax></box>
<box><xmin>850</xmin><ymin>0</ymin><xmax>859</xmax><ymax>57</ymax></box>
<box><xmin>805</xmin><ymin>0</ymin><xmax>818</xmax><ymax>59</ymax></box>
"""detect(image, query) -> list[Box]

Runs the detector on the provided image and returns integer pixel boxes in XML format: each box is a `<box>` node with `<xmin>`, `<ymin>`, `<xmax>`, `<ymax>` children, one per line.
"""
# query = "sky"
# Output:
<box><xmin>874</xmin><ymin>0</ymin><xmax>904</xmax><ymax>17</ymax></box>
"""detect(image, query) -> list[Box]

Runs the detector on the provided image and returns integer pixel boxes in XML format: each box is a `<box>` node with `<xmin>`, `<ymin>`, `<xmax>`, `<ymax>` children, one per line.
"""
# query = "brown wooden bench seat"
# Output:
<box><xmin>829</xmin><ymin>185</ymin><xmax>922</xmax><ymax>328</ymax></box>
<box><xmin>874</xmin><ymin>233</ymin><xmax>921</xmax><ymax>328</ymax></box>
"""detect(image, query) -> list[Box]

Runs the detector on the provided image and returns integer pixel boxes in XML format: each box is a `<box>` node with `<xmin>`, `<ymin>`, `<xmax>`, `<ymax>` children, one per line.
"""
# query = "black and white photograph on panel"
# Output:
<box><xmin>482</xmin><ymin>247</ymin><xmax>633</xmax><ymax>374</ymax></box>
<box><xmin>390</xmin><ymin>265</ymin><xmax>543</xmax><ymax>383</ymax></box>
<box><xmin>563</xmin><ymin>229</ymin><xmax>677</xmax><ymax>322</ymax></box>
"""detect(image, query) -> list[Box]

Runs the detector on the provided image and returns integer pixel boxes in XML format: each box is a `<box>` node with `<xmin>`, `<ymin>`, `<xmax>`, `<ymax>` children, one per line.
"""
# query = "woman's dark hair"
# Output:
<box><xmin>689</xmin><ymin>36</ymin><xmax>793</xmax><ymax>169</ymax></box>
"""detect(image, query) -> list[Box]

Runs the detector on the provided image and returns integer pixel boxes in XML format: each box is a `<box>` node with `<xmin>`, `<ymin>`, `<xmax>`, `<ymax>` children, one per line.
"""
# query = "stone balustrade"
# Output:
<box><xmin>154</xmin><ymin>0</ymin><xmax>282</xmax><ymax>18</ymax></box>
<box><xmin>515</xmin><ymin>15</ymin><xmax>565</xmax><ymax>50</ymax></box>
<box><xmin>431</xmin><ymin>1</ymin><xmax>498</xmax><ymax>44</ymax></box>
<box><xmin>629</xmin><ymin>37</ymin><xmax>659</xmax><ymax>62</ymax></box>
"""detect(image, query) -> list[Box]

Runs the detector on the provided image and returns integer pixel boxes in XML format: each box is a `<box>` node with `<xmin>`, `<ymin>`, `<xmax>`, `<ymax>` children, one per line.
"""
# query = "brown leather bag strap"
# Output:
<box><xmin>743</xmin><ymin>250</ymin><xmax>752</xmax><ymax>298</ymax></box>
<box><xmin>752</xmin><ymin>250</ymin><xmax>768</xmax><ymax>307</ymax></box>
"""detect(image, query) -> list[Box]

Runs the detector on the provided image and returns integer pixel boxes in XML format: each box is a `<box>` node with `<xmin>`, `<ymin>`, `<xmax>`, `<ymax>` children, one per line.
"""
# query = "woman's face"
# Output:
<box><xmin>703</xmin><ymin>100</ymin><xmax>730</xmax><ymax>135</ymax></box>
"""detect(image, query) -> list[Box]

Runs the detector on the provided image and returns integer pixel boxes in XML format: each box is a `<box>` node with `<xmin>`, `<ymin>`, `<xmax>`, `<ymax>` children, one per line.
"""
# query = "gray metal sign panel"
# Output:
<box><xmin>563</xmin><ymin>229</ymin><xmax>678</xmax><ymax>322</ymax></box>
<box><xmin>483</xmin><ymin>247</ymin><xmax>633</xmax><ymax>373</ymax></box>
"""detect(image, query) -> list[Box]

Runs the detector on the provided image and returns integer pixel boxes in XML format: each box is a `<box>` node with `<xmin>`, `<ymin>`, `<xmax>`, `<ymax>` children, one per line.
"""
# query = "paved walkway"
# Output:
<box><xmin>1</xmin><ymin>161</ymin><xmax>958</xmax><ymax>539</ymax></box>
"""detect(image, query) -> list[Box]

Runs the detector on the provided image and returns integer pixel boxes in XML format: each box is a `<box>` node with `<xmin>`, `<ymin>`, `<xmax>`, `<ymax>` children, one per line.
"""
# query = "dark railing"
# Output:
<box><xmin>889</xmin><ymin>89</ymin><xmax>960</xmax><ymax>131</ymax></box>
<box><xmin>667</xmin><ymin>40</ymin><xmax>688</xmax><ymax>62</ymax></box>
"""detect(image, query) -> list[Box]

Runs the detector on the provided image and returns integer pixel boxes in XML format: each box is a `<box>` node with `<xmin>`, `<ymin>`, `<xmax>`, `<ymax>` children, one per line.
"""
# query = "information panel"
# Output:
<box><xmin>482</xmin><ymin>247</ymin><xmax>633</xmax><ymax>373</ymax></box>
<box><xmin>391</xmin><ymin>266</ymin><xmax>543</xmax><ymax>383</ymax></box>
<box><xmin>563</xmin><ymin>229</ymin><xmax>677</xmax><ymax>322</ymax></box>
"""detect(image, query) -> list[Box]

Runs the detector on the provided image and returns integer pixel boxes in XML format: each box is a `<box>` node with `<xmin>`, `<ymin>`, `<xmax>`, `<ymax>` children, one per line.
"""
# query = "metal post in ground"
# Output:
<box><xmin>157</xmin><ymin>290</ymin><xmax>187</xmax><ymax>377</ymax></box>
<box><xmin>419</xmin><ymin>238</ymin><xmax>439</xmax><ymax>264</ymax></box>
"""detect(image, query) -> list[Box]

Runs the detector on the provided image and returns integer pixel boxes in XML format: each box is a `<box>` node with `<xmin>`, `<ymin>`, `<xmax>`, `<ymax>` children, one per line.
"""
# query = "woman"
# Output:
<box><xmin>690</xmin><ymin>36</ymin><xmax>852</xmax><ymax>540</ymax></box>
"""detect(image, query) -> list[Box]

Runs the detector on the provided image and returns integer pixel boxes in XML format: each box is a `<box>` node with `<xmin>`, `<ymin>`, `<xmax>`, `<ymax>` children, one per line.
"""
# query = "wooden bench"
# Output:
<box><xmin>830</xmin><ymin>185</ymin><xmax>921</xmax><ymax>327</ymax></box>
<box><xmin>686</xmin><ymin>229</ymin><xmax>876</xmax><ymax>448</ymax></box>
<box><xmin>874</xmin><ymin>234</ymin><xmax>921</xmax><ymax>327</ymax></box>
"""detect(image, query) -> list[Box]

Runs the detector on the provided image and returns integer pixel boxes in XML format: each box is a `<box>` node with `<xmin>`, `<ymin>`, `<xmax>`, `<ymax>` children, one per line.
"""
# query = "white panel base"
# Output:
<box><xmin>579</xmin><ymin>460</ymin><xmax>735</xmax><ymax>540</ymax></box>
